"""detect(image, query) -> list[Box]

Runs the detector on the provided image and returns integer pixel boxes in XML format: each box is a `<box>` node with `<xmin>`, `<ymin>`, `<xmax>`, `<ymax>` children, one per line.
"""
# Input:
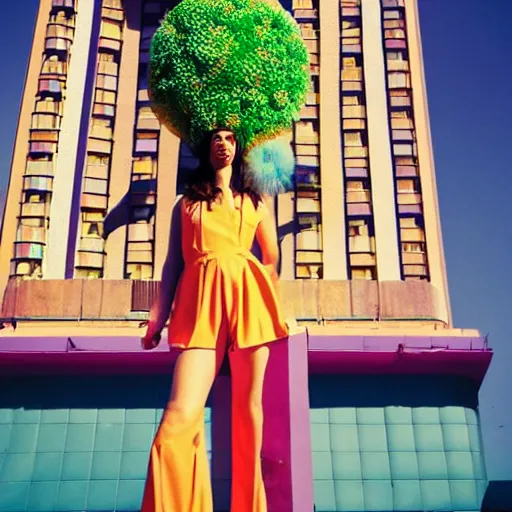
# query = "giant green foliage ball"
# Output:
<box><xmin>149</xmin><ymin>0</ymin><xmax>310</xmax><ymax>152</ymax></box>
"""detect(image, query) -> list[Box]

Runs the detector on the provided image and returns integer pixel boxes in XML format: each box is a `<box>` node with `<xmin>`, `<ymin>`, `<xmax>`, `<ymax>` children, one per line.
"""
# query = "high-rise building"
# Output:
<box><xmin>0</xmin><ymin>1</ymin><xmax>496</xmax><ymax>511</ymax></box>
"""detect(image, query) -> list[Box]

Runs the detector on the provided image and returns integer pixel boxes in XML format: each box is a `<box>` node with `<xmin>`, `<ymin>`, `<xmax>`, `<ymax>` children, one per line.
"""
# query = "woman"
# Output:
<box><xmin>140</xmin><ymin>128</ymin><xmax>289</xmax><ymax>512</ymax></box>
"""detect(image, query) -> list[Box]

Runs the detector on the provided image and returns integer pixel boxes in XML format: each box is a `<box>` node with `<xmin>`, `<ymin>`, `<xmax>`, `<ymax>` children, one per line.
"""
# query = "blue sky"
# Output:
<box><xmin>0</xmin><ymin>0</ymin><xmax>510</xmax><ymax>480</ymax></box>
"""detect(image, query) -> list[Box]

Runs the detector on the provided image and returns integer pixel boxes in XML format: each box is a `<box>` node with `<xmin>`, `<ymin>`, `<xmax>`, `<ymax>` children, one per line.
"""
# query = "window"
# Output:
<box><xmin>101</xmin><ymin>20</ymin><xmax>122</xmax><ymax>40</ymax></box>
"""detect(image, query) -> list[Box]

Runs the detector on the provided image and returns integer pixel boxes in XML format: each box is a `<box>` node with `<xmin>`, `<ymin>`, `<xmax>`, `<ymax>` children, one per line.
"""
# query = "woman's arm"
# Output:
<box><xmin>255</xmin><ymin>196</ymin><xmax>280</xmax><ymax>287</ymax></box>
<box><xmin>142</xmin><ymin>196</ymin><xmax>184</xmax><ymax>346</ymax></box>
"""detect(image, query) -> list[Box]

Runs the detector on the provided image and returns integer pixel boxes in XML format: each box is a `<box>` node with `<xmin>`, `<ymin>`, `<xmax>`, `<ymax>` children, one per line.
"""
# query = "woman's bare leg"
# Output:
<box><xmin>141</xmin><ymin>347</ymin><xmax>224</xmax><ymax>512</ymax></box>
<box><xmin>229</xmin><ymin>345</ymin><xmax>270</xmax><ymax>512</ymax></box>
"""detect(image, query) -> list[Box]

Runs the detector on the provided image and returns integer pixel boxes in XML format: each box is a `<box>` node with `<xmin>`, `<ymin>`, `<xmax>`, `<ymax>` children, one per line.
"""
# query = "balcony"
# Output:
<box><xmin>397</xmin><ymin>192</ymin><xmax>422</xmax><ymax>205</ymax></box>
<box><xmin>346</xmin><ymin>202</ymin><xmax>371</xmax><ymax>216</ymax></box>
<box><xmin>38</xmin><ymin>79</ymin><xmax>63</xmax><ymax>97</ymax></box>
<box><xmin>350</xmin><ymin>253</ymin><xmax>376</xmax><ymax>267</ymax></box>
<box><xmin>46</xmin><ymin>24</ymin><xmax>74</xmax><ymax>42</ymax></box>
<box><xmin>382</xmin><ymin>0</ymin><xmax>405</xmax><ymax>7</ymax></box>
<box><xmin>134</xmin><ymin>138</ymin><xmax>158</xmax><ymax>154</ymax></box>
<box><xmin>128</xmin><ymin>223</ymin><xmax>154</xmax><ymax>243</ymax></box>
<box><xmin>23</xmin><ymin>176</ymin><xmax>53</xmax><ymax>192</ymax></box>
<box><xmin>296</xmin><ymin>230</ymin><xmax>322</xmax><ymax>251</ymax></box>
<box><xmin>400</xmin><ymin>227</ymin><xmax>425</xmax><ymax>243</ymax></box>
<box><xmin>345</xmin><ymin>167</ymin><xmax>368</xmax><ymax>179</ymax></box>
<box><xmin>299</xmin><ymin>106</ymin><xmax>319</xmax><ymax>120</ymax></box>
<box><xmin>304</xmin><ymin>39</ymin><xmax>318</xmax><ymax>54</ymax></box>
<box><xmin>93</xmin><ymin>104</ymin><xmax>115</xmax><ymax>118</ymax></box>
<box><xmin>293</xmin><ymin>9</ymin><xmax>318</xmax><ymax>20</ymax></box>
<box><xmin>83</xmin><ymin>177</ymin><xmax>108</xmax><ymax>195</ymax></box>
<box><xmin>344</xmin><ymin>146</ymin><xmax>368</xmax><ymax>158</ymax></box>
<box><xmin>385</xmin><ymin>39</ymin><xmax>407</xmax><ymax>50</ymax></box>
<box><xmin>29</xmin><ymin>130</ymin><xmax>59</xmax><ymax>144</ymax></box>
<box><xmin>342</xmin><ymin>105</ymin><xmax>366</xmax><ymax>119</ymax></box>
<box><xmin>98</xmin><ymin>61</ymin><xmax>119</xmax><ymax>76</ymax></box>
<box><xmin>346</xmin><ymin>189</ymin><xmax>371</xmax><ymax>203</ymax></box>
<box><xmin>402</xmin><ymin>252</ymin><xmax>427</xmax><ymax>266</ymax></box>
<box><xmin>25</xmin><ymin>160</ymin><xmax>54</xmax><ymax>177</ymax></box>
<box><xmin>81</xmin><ymin>193</ymin><xmax>108</xmax><ymax>210</ymax></box>
<box><xmin>13</xmin><ymin>242</ymin><xmax>44</xmax><ymax>260</ymax></box>
<box><xmin>16</xmin><ymin>226</ymin><xmax>46</xmax><ymax>244</ymax></box>
<box><xmin>341</xmin><ymin>7</ymin><xmax>361</xmax><ymax>17</ymax></box>
<box><xmin>89</xmin><ymin>124</ymin><xmax>113</xmax><ymax>141</ymax></box>
<box><xmin>137</xmin><ymin>117</ymin><xmax>160</xmax><ymax>131</ymax></box>
<box><xmin>99</xmin><ymin>37</ymin><xmax>122</xmax><ymax>53</ymax></box>
<box><xmin>21</xmin><ymin>202</ymin><xmax>49</xmax><ymax>218</ymax></box>
<box><xmin>403</xmin><ymin>264</ymin><xmax>428</xmax><ymax>278</ymax></box>
<box><xmin>51</xmin><ymin>0</ymin><xmax>75</xmax><ymax>12</ymax></box>
<box><xmin>96</xmin><ymin>74</ymin><xmax>118</xmax><ymax>92</ymax></box>
<box><xmin>87</xmin><ymin>138</ymin><xmax>112</xmax><ymax>154</ymax></box>
<box><xmin>102</xmin><ymin>7</ymin><xmax>124</xmax><ymax>22</ymax></box>
<box><xmin>78</xmin><ymin>238</ymin><xmax>104</xmax><ymax>253</ymax></box>
<box><xmin>296</xmin><ymin>154</ymin><xmax>319</xmax><ymax>167</ymax></box>
<box><xmin>45</xmin><ymin>37</ymin><xmax>72</xmax><ymax>54</ymax></box>
<box><xmin>76</xmin><ymin>252</ymin><xmax>104</xmax><ymax>269</ymax></box>
<box><xmin>126</xmin><ymin>248</ymin><xmax>153</xmax><ymax>264</ymax></box>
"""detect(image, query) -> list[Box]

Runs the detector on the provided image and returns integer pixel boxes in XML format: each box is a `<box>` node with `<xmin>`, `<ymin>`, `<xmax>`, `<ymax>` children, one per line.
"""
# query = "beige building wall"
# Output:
<box><xmin>406</xmin><ymin>0</ymin><xmax>451</xmax><ymax>325</ymax></box>
<box><xmin>0</xmin><ymin>0</ymin><xmax>52</xmax><ymax>300</ymax></box>
<box><xmin>318</xmin><ymin>0</ymin><xmax>348</xmax><ymax>280</ymax></box>
<box><xmin>45</xmin><ymin>1</ymin><xmax>97</xmax><ymax>279</ymax></box>
<box><xmin>153</xmin><ymin>128</ymin><xmax>180</xmax><ymax>279</ymax></box>
<box><xmin>277</xmin><ymin>192</ymin><xmax>295</xmax><ymax>280</ymax></box>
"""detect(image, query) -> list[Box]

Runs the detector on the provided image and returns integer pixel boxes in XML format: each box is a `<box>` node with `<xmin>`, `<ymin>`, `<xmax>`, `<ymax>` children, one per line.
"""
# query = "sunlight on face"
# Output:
<box><xmin>209</xmin><ymin>130</ymin><xmax>236</xmax><ymax>169</ymax></box>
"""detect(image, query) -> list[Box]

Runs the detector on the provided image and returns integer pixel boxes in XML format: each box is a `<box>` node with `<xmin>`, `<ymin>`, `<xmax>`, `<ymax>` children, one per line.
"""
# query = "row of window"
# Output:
<box><xmin>124</xmin><ymin>1</ymin><xmax>171</xmax><ymax>280</ymax></box>
<box><xmin>292</xmin><ymin>0</ymin><xmax>323</xmax><ymax>280</ymax></box>
<box><xmin>381</xmin><ymin>1</ymin><xmax>429</xmax><ymax>281</ymax></box>
<box><xmin>340</xmin><ymin>0</ymin><xmax>377</xmax><ymax>281</ymax></box>
<box><xmin>75</xmin><ymin>0</ymin><xmax>124</xmax><ymax>279</ymax></box>
<box><xmin>10</xmin><ymin>1</ymin><xmax>78</xmax><ymax>278</ymax></box>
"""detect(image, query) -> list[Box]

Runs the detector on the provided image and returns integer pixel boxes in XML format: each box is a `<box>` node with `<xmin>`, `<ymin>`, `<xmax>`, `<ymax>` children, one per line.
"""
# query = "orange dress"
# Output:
<box><xmin>168</xmin><ymin>194</ymin><xmax>288</xmax><ymax>350</ymax></box>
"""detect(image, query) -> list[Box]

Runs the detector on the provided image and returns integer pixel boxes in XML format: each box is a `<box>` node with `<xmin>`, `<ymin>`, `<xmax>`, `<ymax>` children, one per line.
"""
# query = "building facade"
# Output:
<box><xmin>0</xmin><ymin>1</ymin><xmax>495</xmax><ymax>511</ymax></box>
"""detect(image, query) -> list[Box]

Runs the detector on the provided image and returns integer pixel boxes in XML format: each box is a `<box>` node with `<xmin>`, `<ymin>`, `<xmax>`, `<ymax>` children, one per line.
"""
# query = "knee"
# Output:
<box><xmin>156</xmin><ymin>402</ymin><xmax>200</xmax><ymax>439</ymax></box>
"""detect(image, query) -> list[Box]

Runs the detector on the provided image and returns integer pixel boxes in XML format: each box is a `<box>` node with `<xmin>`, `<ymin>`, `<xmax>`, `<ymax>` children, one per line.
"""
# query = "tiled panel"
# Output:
<box><xmin>0</xmin><ymin>375</ymin><xmax>213</xmax><ymax>512</ymax></box>
<box><xmin>310</xmin><ymin>375</ymin><xmax>487</xmax><ymax>511</ymax></box>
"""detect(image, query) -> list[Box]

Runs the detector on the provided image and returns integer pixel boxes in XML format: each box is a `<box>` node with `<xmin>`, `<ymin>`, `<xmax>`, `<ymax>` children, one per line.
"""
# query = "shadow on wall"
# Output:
<box><xmin>309</xmin><ymin>374</ymin><xmax>480</xmax><ymax>409</ymax></box>
<box><xmin>481</xmin><ymin>481</ymin><xmax>512</xmax><ymax>511</ymax></box>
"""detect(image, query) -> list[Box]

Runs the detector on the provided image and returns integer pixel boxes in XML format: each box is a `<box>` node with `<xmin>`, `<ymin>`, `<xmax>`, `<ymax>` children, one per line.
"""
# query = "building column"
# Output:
<box><xmin>406</xmin><ymin>0</ymin><xmax>451</xmax><ymax>325</ymax></box>
<box><xmin>362</xmin><ymin>0</ymin><xmax>402</xmax><ymax>281</ymax></box>
<box><xmin>277</xmin><ymin>192</ymin><xmax>295</xmax><ymax>280</ymax></box>
<box><xmin>153</xmin><ymin>127</ymin><xmax>180</xmax><ymax>279</ymax></box>
<box><xmin>104</xmin><ymin>0</ymin><xmax>142</xmax><ymax>280</ymax></box>
<box><xmin>45</xmin><ymin>0</ymin><xmax>99</xmax><ymax>279</ymax></box>
<box><xmin>319</xmin><ymin>0</ymin><xmax>348</xmax><ymax>280</ymax></box>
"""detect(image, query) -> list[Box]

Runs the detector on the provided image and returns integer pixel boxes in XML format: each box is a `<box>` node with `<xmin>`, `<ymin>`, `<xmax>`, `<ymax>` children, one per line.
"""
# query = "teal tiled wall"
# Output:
<box><xmin>309</xmin><ymin>375</ymin><xmax>488</xmax><ymax>512</ymax></box>
<box><xmin>0</xmin><ymin>375</ymin><xmax>213</xmax><ymax>512</ymax></box>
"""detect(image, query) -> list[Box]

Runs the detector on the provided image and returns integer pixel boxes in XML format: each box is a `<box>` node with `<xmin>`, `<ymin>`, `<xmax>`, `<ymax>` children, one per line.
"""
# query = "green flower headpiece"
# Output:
<box><xmin>149</xmin><ymin>0</ymin><xmax>310</xmax><ymax>195</ymax></box>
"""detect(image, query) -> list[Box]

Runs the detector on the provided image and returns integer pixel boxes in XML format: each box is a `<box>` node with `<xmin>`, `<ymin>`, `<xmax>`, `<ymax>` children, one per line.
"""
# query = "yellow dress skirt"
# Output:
<box><xmin>168</xmin><ymin>195</ymin><xmax>289</xmax><ymax>350</ymax></box>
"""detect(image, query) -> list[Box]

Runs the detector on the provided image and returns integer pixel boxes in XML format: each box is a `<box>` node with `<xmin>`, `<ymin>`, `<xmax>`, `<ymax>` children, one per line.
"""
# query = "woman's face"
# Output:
<box><xmin>209</xmin><ymin>130</ymin><xmax>237</xmax><ymax>170</ymax></box>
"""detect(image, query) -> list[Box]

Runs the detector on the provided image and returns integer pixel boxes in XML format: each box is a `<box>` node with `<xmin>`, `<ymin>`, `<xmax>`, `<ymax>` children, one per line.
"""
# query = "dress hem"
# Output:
<box><xmin>168</xmin><ymin>332</ymin><xmax>289</xmax><ymax>351</ymax></box>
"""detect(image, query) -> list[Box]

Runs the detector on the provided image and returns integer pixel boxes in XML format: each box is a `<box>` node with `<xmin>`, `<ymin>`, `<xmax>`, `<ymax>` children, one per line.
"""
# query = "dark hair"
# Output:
<box><xmin>183</xmin><ymin>129</ymin><xmax>261</xmax><ymax>209</ymax></box>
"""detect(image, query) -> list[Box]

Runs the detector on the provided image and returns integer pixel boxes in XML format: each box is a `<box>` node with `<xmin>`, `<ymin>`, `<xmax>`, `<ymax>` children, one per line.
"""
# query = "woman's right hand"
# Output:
<box><xmin>140</xmin><ymin>321</ymin><xmax>163</xmax><ymax>350</ymax></box>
